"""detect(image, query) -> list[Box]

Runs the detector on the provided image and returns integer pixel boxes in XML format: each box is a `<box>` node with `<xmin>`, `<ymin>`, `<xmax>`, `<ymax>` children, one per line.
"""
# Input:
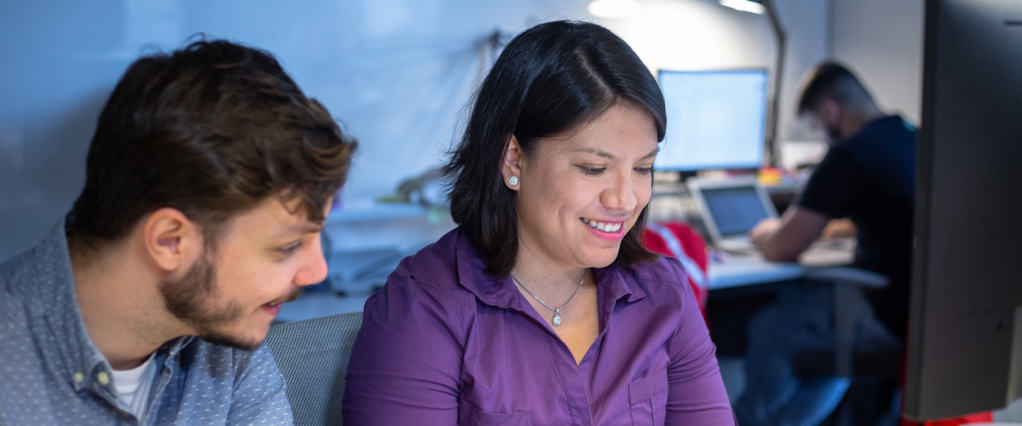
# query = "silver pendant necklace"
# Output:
<box><xmin>510</xmin><ymin>269</ymin><xmax>587</xmax><ymax>326</ymax></box>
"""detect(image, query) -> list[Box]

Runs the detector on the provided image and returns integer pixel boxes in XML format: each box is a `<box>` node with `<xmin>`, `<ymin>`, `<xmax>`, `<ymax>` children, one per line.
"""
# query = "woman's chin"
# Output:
<box><xmin>580</xmin><ymin>248</ymin><xmax>621</xmax><ymax>269</ymax></box>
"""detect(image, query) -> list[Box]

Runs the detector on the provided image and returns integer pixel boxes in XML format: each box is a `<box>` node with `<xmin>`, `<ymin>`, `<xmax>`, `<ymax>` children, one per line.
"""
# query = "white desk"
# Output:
<box><xmin>708</xmin><ymin>242</ymin><xmax>856</xmax><ymax>290</ymax></box>
<box><xmin>278</xmin><ymin>201</ymin><xmax>454</xmax><ymax>321</ymax></box>
<box><xmin>282</xmin><ymin>256</ymin><xmax>839</xmax><ymax>323</ymax></box>
<box><xmin>706</xmin><ymin>243</ymin><xmax>884</xmax><ymax>377</ymax></box>
<box><xmin>322</xmin><ymin>201</ymin><xmax>455</xmax><ymax>294</ymax></box>
<box><xmin>709</xmin><ymin>255</ymin><xmax>806</xmax><ymax>290</ymax></box>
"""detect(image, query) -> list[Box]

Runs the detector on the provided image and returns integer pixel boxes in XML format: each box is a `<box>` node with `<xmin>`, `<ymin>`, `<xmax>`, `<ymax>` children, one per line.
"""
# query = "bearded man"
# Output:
<box><xmin>0</xmin><ymin>40</ymin><xmax>356</xmax><ymax>425</ymax></box>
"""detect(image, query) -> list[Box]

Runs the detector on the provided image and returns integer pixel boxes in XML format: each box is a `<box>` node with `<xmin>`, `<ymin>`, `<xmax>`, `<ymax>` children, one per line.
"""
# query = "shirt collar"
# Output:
<box><xmin>593</xmin><ymin>262</ymin><xmax>647</xmax><ymax>304</ymax></box>
<box><xmin>454</xmin><ymin>230</ymin><xmax>524</xmax><ymax>311</ymax></box>
<box><xmin>452</xmin><ymin>228</ymin><xmax>647</xmax><ymax>310</ymax></box>
<box><xmin>843</xmin><ymin>114</ymin><xmax>907</xmax><ymax>144</ymax></box>
<box><xmin>30</xmin><ymin>218</ymin><xmax>111</xmax><ymax>392</ymax></box>
<box><xmin>34</xmin><ymin>217</ymin><xmax>195</xmax><ymax>393</ymax></box>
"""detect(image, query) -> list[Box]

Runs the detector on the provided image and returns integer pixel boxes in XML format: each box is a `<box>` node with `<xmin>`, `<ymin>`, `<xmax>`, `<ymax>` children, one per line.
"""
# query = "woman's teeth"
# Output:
<box><xmin>582</xmin><ymin>218</ymin><xmax>622</xmax><ymax>233</ymax></box>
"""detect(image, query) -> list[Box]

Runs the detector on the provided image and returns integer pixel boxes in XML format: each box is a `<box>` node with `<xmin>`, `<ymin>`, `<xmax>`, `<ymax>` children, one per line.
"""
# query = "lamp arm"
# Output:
<box><xmin>762</xmin><ymin>0</ymin><xmax>787</xmax><ymax>168</ymax></box>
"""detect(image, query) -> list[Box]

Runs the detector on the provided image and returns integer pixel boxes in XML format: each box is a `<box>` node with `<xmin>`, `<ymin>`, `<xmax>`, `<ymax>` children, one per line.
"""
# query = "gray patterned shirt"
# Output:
<box><xmin>0</xmin><ymin>220</ymin><xmax>294</xmax><ymax>425</ymax></box>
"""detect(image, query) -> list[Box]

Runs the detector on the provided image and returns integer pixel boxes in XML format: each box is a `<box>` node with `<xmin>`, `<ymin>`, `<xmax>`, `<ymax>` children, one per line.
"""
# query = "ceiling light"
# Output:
<box><xmin>720</xmin><ymin>0</ymin><xmax>765</xmax><ymax>14</ymax></box>
<box><xmin>588</xmin><ymin>0</ymin><xmax>643</xmax><ymax>19</ymax></box>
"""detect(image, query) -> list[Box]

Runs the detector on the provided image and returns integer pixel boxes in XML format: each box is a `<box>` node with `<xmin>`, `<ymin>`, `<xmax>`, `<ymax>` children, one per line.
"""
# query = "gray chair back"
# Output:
<box><xmin>266</xmin><ymin>312</ymin><xmax>363</xmax><ymax>426</ymax></box>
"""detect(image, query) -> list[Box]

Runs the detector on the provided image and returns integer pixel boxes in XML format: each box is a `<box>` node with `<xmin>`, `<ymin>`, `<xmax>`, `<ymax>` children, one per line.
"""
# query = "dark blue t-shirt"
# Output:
<box><xmin>798</xmin><ymin>115</ymin><xmax>917</xmax><ymax>339</ymax></box>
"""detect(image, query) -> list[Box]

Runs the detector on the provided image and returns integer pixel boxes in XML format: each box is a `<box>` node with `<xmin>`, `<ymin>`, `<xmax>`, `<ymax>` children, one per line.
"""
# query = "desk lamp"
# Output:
<box><xmin>720</xmin><ymin>0</ymin><xmax>786</xmax><ymax>168</ymax></box>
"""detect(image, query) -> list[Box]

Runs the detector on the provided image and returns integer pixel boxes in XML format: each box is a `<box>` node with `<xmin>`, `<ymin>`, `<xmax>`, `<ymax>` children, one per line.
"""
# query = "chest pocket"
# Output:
<box><xmin>458</xmin><ymin>400</ymin><xmax>532</xmax><ymax>426</ymax></box>
<box><xmin>628</xmin><ymin>371</ymin><xmax>669</xmax><ymax>426</ymax></box>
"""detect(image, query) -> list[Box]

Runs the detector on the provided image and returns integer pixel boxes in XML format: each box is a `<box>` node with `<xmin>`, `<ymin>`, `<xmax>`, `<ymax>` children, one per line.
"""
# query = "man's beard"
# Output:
<box><xmin>825</xmin><ymin>123</ymin><xmax>843</xmax><ymax>144</ymax></box>
<box><xmin>160</xmin><ymin>253</ymin><xmax>299</xmax><ymax>350</ymax></box>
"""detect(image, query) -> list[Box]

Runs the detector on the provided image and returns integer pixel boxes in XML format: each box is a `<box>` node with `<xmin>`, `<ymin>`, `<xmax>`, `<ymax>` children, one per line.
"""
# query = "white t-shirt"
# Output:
<box><xmin>112</xmin><ymin>352</ymin><xmax>158</xmax><ymax>420</ymax></box>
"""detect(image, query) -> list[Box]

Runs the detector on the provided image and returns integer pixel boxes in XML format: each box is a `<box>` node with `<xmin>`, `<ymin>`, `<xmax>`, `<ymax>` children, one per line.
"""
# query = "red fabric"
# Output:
<box><xmin>642</xmin><ymin>221</ymin><xmax>709</xmax><ymax>325</ymax></box>
<box><xmin>900</xmin><ymin>412</ymin><xmax>993</xmax><ymax>426</ymax></box>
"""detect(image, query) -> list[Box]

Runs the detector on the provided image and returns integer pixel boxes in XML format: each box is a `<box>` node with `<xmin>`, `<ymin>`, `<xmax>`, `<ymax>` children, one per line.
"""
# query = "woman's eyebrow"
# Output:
<box><xmin>571</xmin><ymin>147</ymin><xmax>657</xmax><ymax>160</ymax></box>
<box><xmin>572</xmin><ymin>148</ymin><xmax>616</xmax><ymax>160</ymax></box>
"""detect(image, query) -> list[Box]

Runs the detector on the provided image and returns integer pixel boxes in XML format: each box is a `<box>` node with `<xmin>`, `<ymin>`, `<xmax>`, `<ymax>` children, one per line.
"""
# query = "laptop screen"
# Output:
<box><xmin>701</xmin><ymin>186</ymin><xmax>771</xmax><ymax>238</ymax></box>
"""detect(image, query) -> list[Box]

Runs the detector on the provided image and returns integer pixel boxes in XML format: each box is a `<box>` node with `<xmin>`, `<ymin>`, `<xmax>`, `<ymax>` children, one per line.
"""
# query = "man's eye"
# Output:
<box><xmin>578</xmin><ymin>166</ymin><xmax>605</xmax><ymax>175</ymax></box>
<box><xmin>280</xmin><ymin>242</ymin><xmax>303</xmax><ymax>255</ymax></box>
<box><xmin>635</xmin><ymin>167</ymin><xmax>653</xmax><ymax>176</ymax></box>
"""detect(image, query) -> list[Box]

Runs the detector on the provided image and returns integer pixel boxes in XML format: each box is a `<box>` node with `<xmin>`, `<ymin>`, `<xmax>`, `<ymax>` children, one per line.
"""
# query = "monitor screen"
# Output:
<box><xmin>702</xmin><ymin>186</ymin><xmax>770</xmax><ymax>238</ymax></box>
<box><xmin>654</xmin><ymin>69</ymin><xmax>768</xmax><ymax>172</ymax></box>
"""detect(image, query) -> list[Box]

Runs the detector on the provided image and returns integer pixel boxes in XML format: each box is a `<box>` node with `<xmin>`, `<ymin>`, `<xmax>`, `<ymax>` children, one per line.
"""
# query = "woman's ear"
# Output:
<box><xmin>501</xmin><ymin>136</ymin><xmax>524</xmax><ymax>191</ymax></box>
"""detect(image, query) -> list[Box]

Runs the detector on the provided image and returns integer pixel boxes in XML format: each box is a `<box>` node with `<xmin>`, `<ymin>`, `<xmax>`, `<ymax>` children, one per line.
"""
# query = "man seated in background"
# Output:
<box><xmin>736</xmin><ymin>62</ymin><xmax>915</xmax><ymax>426</ymax></box>
<box><xmin>752</xmin><ymin>61</ymin><xmax>916</xmax><ymax>341</ymax></box>
<box><xmin>0</xmin><ymin>40</ymin><xmax>356</xmax><ymax>424</ymax></box>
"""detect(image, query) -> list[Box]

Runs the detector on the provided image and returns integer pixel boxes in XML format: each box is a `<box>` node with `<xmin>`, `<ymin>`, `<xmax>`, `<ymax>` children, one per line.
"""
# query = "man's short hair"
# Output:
<box><xmin>69</xmin><ymin>39</ymin><xmax>357</xmax><ymax>248</ymax></box>
<box><xmin>796</xmin><ymin>61</ymin><xmax>876</xmax><ymax>115</ymax></box>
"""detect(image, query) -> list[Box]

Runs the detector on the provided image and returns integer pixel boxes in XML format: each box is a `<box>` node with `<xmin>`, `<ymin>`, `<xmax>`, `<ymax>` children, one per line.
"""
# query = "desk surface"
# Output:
<box><xmin>709</xmin><ymin>255</ymin><xmax>805</xmax><ymax>290</ymax></box>
<box><xmin>284</xmin><ymin>235</ymin><xmax>855</xmax><ymax>321</ymax></box>
<box><xmin>708</xmin><ymin>243</ymin><xmax>855</xmax><ymax>290</ymax></box>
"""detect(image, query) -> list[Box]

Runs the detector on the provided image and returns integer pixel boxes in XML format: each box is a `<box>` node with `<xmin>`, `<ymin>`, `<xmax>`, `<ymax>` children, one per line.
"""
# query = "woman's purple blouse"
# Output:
<box><xmin>343</xmin><ymin>229</ymin><xmax>736</xmax><ymax>425</ymax></box>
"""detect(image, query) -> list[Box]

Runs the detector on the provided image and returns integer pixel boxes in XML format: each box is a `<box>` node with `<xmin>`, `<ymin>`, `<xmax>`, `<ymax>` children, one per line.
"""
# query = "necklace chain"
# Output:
<box><xmin>510</xmin><ymin>270</ymin><xmax>587</xmax><ymax>327</ymax></box>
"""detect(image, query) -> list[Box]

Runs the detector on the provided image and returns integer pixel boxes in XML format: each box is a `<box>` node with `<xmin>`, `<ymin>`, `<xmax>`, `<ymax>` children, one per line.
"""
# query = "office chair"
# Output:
<box><xmin>795</xmin><ymin>267</ymin><xmax>901</xmax><ymax>378</ymax></box>
<box><xmin>265</xmin><ymin>311</ymin><xmax>363</xmax><ymax>426</ymax></box>
<box><xmin>795</xmin><ymin>268</ymin><xmax>903</xmax><ymax>425</ymax></box>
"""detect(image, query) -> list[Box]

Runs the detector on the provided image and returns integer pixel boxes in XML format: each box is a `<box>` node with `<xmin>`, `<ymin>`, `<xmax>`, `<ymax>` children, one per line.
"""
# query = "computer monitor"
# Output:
<box><xmin>653</xmin><ymin>69</ymin><xmax>768</xmax><ymax>172</ymax></box>
<box><xmin>905</xmin><ymin>0</ymin><xmax>1022</xmax><ymax>420</ymax></box>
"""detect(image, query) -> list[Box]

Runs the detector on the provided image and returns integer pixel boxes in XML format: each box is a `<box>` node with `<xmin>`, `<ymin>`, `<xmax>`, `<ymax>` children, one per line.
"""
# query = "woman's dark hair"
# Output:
<box><xmin>69</xmin><ymin>39</ymin><xmax>357</xmax><ymax>251</ymax></box>
<box><xmin>444</xmin><ymin>20</ymin><xmax>666</xmax><ymax>277</ymax></box>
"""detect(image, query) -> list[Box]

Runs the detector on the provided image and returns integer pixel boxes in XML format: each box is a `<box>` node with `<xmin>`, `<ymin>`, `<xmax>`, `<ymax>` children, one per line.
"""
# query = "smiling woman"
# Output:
<box><xmin>343</xmin><ymin>21</ymin><xmax>737</xmax><ymax>426</ymax></box>
<box><xmin>445</xmin><ymin>21</ymin><xmax>666</xmax><ymax>279</ymax></box>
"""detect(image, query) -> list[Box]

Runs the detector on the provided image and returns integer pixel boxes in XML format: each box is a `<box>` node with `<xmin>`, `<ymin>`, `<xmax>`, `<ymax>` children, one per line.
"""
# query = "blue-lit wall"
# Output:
<box><xmin>0</xmin><ymin>0</ymin><xmax>828</xmax><ymax>261</ymax></box>
<box><xmin>0</xmin><ymin>0</ymin><xmax>601</xmax><ymax>260</ymax></box>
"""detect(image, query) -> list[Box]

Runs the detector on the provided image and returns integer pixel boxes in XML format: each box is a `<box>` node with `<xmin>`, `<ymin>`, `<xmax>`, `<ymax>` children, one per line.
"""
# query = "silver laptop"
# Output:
<box><xmin>687</xmin><ymin>176</ymin><xmax>777</xmax><ymax>251</ymax></box>
<box><xmin>688</xmin><ymin>176</ymin><xmax>856</xmax><ymax>265</ymax></box>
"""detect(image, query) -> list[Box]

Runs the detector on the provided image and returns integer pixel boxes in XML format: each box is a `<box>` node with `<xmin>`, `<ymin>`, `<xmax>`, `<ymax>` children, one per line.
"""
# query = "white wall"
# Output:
<box><xmin>0</xmin><ymin>0</ymin><xmax>834</xmax><ymax>262</ymax></box>
<box><xmin>0</xmin><ymin>0</ymin><xmax>593</xmax><ymax>261</ymax></box>
<box><xmin>831</xmin><ymin>0</ymin><xmax>925</xmax><ymax>124</ymax></box>
<box><xmin>597</xmin><ymin>0</ymin><xmax>831</xmax><ymax>145</ymax></box>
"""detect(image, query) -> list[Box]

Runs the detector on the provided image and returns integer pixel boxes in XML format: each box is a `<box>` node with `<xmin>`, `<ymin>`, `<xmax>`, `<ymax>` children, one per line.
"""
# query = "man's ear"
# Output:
<box><xmin>819</xmin><ymin>99</ymin><xmax>843</xmax><ymax>126</ymax></box>
<box><xmin>142</xmin><ymin>207</ymin><xmax>202</xmax><ymax>273</ymax></box>
<box><xmin>501</xmin><ymin>136</ymin><xmax>524</xmax><ymax>191</ymax></box>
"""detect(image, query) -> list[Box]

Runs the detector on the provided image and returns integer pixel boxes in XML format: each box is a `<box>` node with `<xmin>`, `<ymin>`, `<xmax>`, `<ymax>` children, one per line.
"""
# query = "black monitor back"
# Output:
<box><xmin>906</xmin><ymin>0</ymin><xmax>1022</xmax><ymax>420</ymax></box>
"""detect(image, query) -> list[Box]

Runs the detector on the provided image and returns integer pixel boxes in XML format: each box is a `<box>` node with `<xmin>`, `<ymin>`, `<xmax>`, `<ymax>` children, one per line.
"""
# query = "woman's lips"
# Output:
<box><xmin>581</xmin><ymin>217</ymin><xmax>627</xmax><ymax>241</ymax></box>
